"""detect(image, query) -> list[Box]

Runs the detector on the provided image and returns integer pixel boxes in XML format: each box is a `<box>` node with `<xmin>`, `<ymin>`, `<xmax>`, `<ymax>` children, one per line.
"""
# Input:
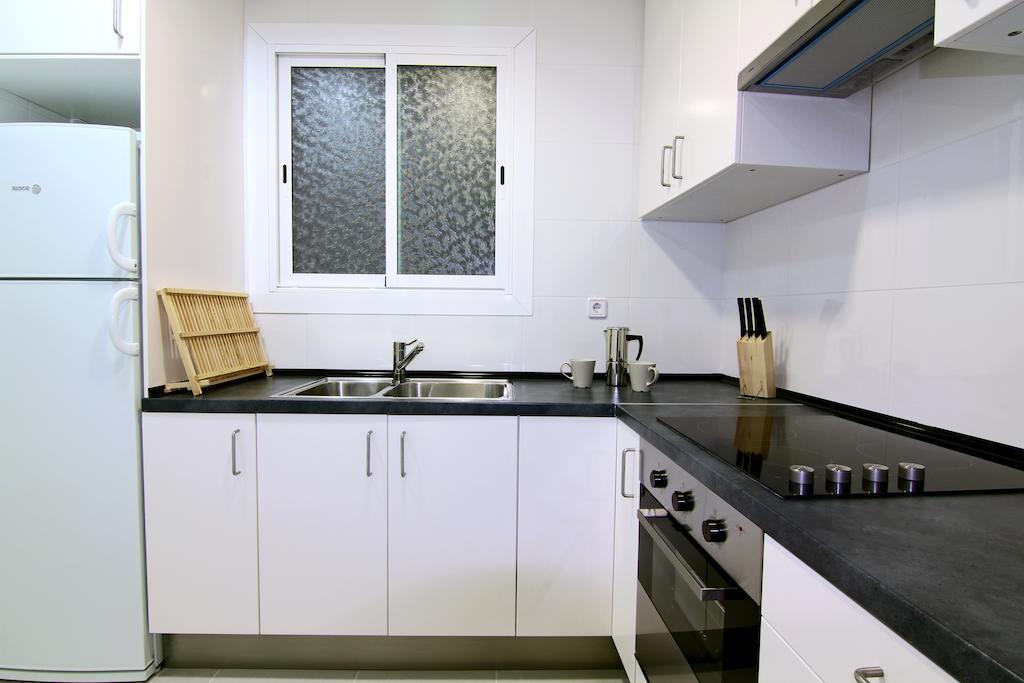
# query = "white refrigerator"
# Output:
<box><xmin>0</xmin><ymin>123</ymin><xmax>157</xmax><ymax>682</ymax></box>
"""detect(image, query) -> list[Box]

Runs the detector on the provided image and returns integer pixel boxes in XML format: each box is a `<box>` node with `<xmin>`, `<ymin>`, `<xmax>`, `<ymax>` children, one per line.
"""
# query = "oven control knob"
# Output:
<box><xmin>672</xmin><ymin>490</ymin><xmax>695</xmax><ymax>512</ymax></box>
<box><xmin>650</xmin><ymin>470</ymin><xmax>669</xmax><ymax>488</ymax></box>
<box><xmin>702</xmin><ymin>518</ymin><xmax>727</xmax><ymax>543</ymax></box>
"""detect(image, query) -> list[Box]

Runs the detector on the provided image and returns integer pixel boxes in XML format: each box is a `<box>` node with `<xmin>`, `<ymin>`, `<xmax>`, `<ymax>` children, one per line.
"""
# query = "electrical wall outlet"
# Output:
<box><xmin>588</xmin><ymin>298</ymin><xmax>608</xmax><ymax>318</ymax></box>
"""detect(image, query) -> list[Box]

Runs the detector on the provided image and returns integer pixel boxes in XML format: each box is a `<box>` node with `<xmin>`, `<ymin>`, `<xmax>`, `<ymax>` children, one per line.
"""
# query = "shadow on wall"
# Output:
<box><xmin>638</xmin><ymin>219</ymin><xmax>724</xmax><ymax>300</ymax></box>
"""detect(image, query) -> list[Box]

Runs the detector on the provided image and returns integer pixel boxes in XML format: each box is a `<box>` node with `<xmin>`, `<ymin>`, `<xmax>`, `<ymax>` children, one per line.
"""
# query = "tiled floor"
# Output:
<box><xmin>154</xmin><ymin>670</ymin><xmax>627</xmax><ymax>682</ymax></box>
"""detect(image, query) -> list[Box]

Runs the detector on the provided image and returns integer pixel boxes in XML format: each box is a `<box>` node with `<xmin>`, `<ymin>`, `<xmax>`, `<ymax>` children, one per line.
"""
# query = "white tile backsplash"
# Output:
<box><xmin>522</xmin><ymin>297</ymin><xmax>630</xmax><ymax>373</ymax></box>
<box><xmin>535</xmin><ymin>64</ymin><xmax>640</xmax><ymax>145</ymax></box>
<box><xmin>723</xmin><ymin>48</ymin><xmax>1024</xmax><ymax>446</ymax></box>
<box><xmin>534</xmin><ymin>142</ymin><xmax>636</xmax><ymax>222</ymax></box>
<box><xmin>534</xmin><ymin>220</ymin><xmax>632</xmax><ymax>298</ymax></box>
<box><xmin>630</xmin><ymin>221</ymin><xmax>725</xmax><ymax>299</ymax></box>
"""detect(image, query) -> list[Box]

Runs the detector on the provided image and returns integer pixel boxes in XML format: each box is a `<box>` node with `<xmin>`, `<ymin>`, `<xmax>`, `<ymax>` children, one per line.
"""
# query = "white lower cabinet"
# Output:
<box><xmin>141</xmin><ymin>413</ymin><xmax>259</xmax><ymax>634</ymax></box>
<box><xmin>387</xmin><ymin>415</ymin><xmax>518</xmax><ymax>636</ymax></box>
<box><xmin>517</xmin><ymin>417</ymin><xmax>617</xmax><ymax>636</ymax></box>
<box><xmin>256</xmin><ymin>414</ymin><xmax>388</xmax><ymax>635</ymax></box>
<box><xmin>758</xmin><ymin>619</ymin><xmax>823</xmax><ymax>683</ymax></box>
<box><xmin>762</xmin><ymin>536</ymin><xmax>955</xmax><ymax>683</ymax></box>
<box><xmin>611</xmin><ymin>421</ymin><xmax>642</xmax><ymax>682</ymax></box>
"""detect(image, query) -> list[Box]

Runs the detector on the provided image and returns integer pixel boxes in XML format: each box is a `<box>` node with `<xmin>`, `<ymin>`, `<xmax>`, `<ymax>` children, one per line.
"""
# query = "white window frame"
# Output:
<box><xmin>245</xmin><ymin>24</ymin><xmax>536</xmax><ymax>316</ymax></box>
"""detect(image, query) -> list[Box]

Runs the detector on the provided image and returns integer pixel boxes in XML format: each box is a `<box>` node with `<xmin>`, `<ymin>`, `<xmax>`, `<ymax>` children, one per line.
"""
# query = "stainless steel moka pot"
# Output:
<box><xmin>604</xmin><ymin>327</ymin><xmax>643</xmax><ymax>387</ymax></box>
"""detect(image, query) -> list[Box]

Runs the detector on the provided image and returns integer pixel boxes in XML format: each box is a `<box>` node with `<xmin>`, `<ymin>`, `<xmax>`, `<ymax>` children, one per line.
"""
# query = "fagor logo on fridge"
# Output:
<box><xmin>11</xmin><ymin>184</ymin><xmax>41</xmax><ymax>194</ymax></box>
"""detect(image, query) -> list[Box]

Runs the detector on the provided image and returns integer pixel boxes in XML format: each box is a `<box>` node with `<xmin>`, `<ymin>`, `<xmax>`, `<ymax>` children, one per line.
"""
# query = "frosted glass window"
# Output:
<box><xmin>397</xmin><ymin>65</ymin><xmax>497</xmax><ymax>276</ymax></box>
<box><xmin>290</xmin><ymin>66</ymin><xmax>386</xmax><ymax>274</ymax></box>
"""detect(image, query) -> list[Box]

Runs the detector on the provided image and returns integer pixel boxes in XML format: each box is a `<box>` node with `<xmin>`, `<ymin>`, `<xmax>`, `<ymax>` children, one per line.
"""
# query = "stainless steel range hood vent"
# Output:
<box><xmin>738</xmin><ymin>0</ymin><xmax>936</xmax><ymax>98</ymax></box>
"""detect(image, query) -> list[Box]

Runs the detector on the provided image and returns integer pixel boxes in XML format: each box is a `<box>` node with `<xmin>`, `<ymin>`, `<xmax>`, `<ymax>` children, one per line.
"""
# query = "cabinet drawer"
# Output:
<box><xmin>762</xmin><ymin>536</ymin><xmax>955</xmax><ymax>683</ymax></box>
<box><xmin>758</xmin><ymin>619</ymin><xmax>822</xmax><ymax>683</ymax></box>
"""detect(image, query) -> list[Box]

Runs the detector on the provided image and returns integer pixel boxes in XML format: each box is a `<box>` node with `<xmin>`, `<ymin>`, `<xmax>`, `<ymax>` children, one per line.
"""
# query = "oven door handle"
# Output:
<box><xmin>638</xmin><ymin>510</ymin><xmax>747</xmax><ymax>602</ymax></box>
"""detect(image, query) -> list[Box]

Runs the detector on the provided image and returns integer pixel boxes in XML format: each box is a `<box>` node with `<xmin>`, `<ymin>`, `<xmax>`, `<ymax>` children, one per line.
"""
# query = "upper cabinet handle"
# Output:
<box><xmin>621</xmin><ymin>448</ymin><xmax>637</xmax><ymax>499</ymax></box>
<box><xmin>671</xmin><ymin>135</ymin><xmax>685</xmax><ymax>180</ymax></box>
<box><xmin>365</xmin><ymin>430</ymin><xmax>373</xmax><ymax>477</ymax></box>
<box><xmin>660</xmin><ymin>145</ymin><xmax>672</xmax><ymax>187</ymax></box>
<box><xmin>112</xmin><ymin>0</ymin><xmax>124</xmax><ymax>38</ymax></box>
<box><xmin>230</xmin><ymin>429</ymin><xmax>242</xmax><ymax>476</ymax></box>
<box><xmin>854</xmin><ymin>667</ymin><xmax>885</xmax><ymax>683</ymax></box>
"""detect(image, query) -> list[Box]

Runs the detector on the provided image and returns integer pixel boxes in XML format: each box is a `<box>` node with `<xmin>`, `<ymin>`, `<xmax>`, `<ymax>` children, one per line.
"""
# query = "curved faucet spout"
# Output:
<box><xmin>392</xmin><ymin>340</ymin><xmax>425</xmax><ymax>384</ymax></box>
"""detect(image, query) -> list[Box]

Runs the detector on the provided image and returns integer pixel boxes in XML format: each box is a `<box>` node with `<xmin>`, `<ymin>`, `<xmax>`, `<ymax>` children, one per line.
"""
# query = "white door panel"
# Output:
<box><xmin>0</xmin><ymin>124</ymin><xmax>138</xmax><ymax>278</ymax></box>
<box><xmin>612</xmin><ymin>421</ymin><xmax>642</xmax><ymax>682</ymax></box>
<box><xmin>0</xmin><ymin>280</ymin><xmax>149</xmax><ymax>672</ymax></box>
<box><xmin>387</xmin><ymin>416</ymin><xmax>518</xmax><ymax>636</ymax></box>
<box><xmin>0</xmin><ymin>0</ymin><xmax>140</xmax><ymax>54</ymax></box>
<box><xmin>258</xmin><ymin>414</ymin><xmax>388</xmax><ymax>635</ymax></box>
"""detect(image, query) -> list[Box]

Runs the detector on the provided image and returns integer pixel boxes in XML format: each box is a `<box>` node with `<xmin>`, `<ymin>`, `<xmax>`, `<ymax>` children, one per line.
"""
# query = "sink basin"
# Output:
<box><xmin>275</xmin><ymin>377</ymin><xmax>394</xmax><ymax>398</ymax></box>
<box><xmin>384</xmin><ymin>378</ymin><xmax>513</xmax><ymax>400</ymax></box>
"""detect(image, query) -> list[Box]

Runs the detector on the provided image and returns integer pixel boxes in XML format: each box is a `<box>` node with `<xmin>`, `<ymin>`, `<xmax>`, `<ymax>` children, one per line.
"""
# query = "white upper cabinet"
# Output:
<box><xmin>517</xmin><ymin>417</ymin><xmax>617</xmax><ymax>637</ymax></box>
<box><xmin>737</xmin><ymin>0</ymin><xmax>818</xmax><ymax>70</ymax></box>
<box><xmin>935</xmin><ymin>0</ymin><xmax>1024</xmax><ymax>56</ymax></box>
<box><xmin>256</xmin><ymin>414</ymin><xmax>388</xmax><ymax>636</ymax></box>
<box><xmin>387</xmin><ymin>416</ymin><xmax>518</xmax><ymax>636</ymax></box>
<box><xmin>142</xmin><ymin>413</ymin><xmax>259</xmax><ymax>635</ymax></box>
<box><xmin>638</xmin><ymin>0</ymin><xmax>686</xmax><ymax>217</ymax></box>
<box><xmin>638</xmin><ymin>0</ymin><xmax>870</xmax><ymax>223</ymax></box>
<box><xmin>0</xmin><ymin>0</ymin><xmax>140</xmax><ymax>55</ymax></box>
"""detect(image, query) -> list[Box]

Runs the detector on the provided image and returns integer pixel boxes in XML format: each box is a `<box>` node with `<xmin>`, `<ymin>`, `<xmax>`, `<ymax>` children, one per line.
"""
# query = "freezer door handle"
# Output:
<box><xmin>106</xmin><ymin>202</ymin><xmax>138</xmax><ymax>273</ymax></box>
<box><xmin>108</xmin><ymin>286</ymin><xmax>140</xmax><ymax>356</ymax></box>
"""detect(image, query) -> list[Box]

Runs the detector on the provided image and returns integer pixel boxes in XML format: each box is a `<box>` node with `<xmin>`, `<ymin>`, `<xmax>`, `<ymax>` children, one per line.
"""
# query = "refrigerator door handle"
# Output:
<box><xmin>108</xmin><ymin>286</ymin><xmax>140</xmax><ymax>356</ymax></box>
<box><xmin>106</xmin><ymin>202</ymin><xmax>139</xmax><ymax>273</ymax></box>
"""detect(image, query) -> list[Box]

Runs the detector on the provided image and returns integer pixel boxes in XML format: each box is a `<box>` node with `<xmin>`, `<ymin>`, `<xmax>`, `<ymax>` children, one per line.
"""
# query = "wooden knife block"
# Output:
<box><xmin>737</xmin><ymin>332</ymin><xmax>776</xmax><ymax>399</ymax></box>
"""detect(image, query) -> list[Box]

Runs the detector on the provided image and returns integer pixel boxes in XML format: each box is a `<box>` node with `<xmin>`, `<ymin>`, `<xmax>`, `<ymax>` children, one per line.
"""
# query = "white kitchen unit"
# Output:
<box><xmin>517</xmin><ymin>417</ymin><xmax>617</xmax><ymax>636</ymax></box>
<box><xmin>761</xmin><ymin>536</ymin><xmax>956</xmax><ymax>682</ymax></box>
<box><xmin>611</xmin><ymin>422</ymin><xmax>642</xmax><ymax>683</ymax></box>
<box><xmin>257</xmin><ymin>414</ymin><xmax>388</xmax><ymax>636</ymax></box>
<box><xmin>638</xmin><ymin>0</ymin><xmax>870</xmax><ymax>222</ymax></box>
<box><xmin>387</xmin><ymin>416</ymin><xmax>519</xmax><ymax>636</ymax></box>
<box><xmin>0</xmin><ymin>0</ymin><xmax>140</xmax><ymax>54</ymax></box>
<box><xmin>935</xmin><ymin>0</ymin><xmax>1024</xmax><ymax>56</ymax></box>
<box><xmin>758</xmin><ymin>619</ymin><xmax>823</xmax><ymax>683</ymax></box>
<box><xmin>737</xmin><ymin>0</ymin><xmax>819</xmax><ymax>72</ymax></box>
<box><xmin>142</xmin><ymin>413</ymin><xmax>259</xmax><ymax>635</ymax></box>
<box><xmin>0</xmin><ymin>123</ymin><xmax>153</xmax><ymax>682</ymax></box>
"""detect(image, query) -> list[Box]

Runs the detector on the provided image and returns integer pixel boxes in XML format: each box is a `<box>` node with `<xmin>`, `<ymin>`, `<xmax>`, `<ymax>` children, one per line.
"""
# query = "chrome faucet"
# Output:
<box><xmin>392</xmin><ymin>339</ymin><xmax>425</xmax><ymax>384</ymax></box>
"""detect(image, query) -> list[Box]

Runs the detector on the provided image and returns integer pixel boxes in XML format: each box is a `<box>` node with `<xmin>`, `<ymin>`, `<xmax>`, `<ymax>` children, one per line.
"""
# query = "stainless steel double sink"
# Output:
<box><xmin>274</xmin><ymin>377</ymin><xmax>513</xmax><ymax>401</ymax></box>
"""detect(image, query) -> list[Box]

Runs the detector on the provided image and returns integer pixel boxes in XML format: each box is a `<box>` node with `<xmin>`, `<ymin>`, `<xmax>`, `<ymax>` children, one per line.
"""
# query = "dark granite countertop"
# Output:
<box><xmin>141</xmin><ymin>373</ymin><xmax>769</xmax><ymax>416</ymax></box>
<box><xmin>143</xmin><ymin>373</ymin><xmax>1023</xmax><ymax>681</ymax></box>
<box><xmin>617</xmin><ymin>403</ymin><xmax>1024</xmax><ymax>683</ymax></box>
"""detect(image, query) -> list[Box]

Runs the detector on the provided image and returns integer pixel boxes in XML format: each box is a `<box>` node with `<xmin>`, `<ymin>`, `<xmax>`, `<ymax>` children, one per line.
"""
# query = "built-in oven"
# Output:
<box><xmin>636</xmin><ymin>440</ymin><xmax>764</xmax><ymax>683</ymax></box>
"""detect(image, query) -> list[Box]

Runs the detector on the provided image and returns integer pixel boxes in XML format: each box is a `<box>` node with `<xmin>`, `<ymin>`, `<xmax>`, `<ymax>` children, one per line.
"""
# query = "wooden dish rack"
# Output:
<box><xmin>158</xmin><ymin>288</ymin><xmax>272</xmax><ymax>396</ymax></box>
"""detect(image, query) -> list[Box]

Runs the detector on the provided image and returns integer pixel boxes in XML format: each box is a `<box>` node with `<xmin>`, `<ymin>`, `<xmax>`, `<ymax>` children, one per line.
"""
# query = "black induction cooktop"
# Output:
<box><xmin>658</xmin><ymin>415</ymin><xmax>1024</xmax><ymax>498</ymax></box>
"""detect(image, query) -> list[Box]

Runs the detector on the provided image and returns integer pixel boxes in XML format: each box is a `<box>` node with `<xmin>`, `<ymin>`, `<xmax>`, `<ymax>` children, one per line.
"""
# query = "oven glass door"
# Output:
<box><xmin>635</xmin><ymin>486</ymin><xmax>759</xmax><ymax>683</ymax></box>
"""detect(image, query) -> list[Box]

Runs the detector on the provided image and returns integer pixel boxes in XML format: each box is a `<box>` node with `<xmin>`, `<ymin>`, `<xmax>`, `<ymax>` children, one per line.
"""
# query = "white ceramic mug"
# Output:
<box><xmin>561</xmin><ymin>358</ymin><xmax>596</xmax><ymax>389</ymax></box>
<box><xmin>628</xmin><ymin>361</ymin><xmax>659</xmax><ymax>392</ymax></box>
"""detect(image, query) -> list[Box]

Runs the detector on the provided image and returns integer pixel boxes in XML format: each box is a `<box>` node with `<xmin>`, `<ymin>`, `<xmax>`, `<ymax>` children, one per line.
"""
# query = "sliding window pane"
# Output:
<box><xmin>397</xmin><ymin>65</ymin><xmax>497</xmax><ymax>276</ymax></box>
<box><xmin>290</xmin><ymin>66</ymin><xmax>386</xmax><ymax>274</ymax></box>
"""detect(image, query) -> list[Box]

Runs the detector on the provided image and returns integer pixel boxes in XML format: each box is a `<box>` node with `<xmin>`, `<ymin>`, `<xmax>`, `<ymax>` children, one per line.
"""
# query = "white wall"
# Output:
<box><xmin>246</xmin><ymin>0</ymin><xmax>724</xmax><ymax>375</ymax></box>
<box><xmin>142</xmin><ymin>0</ymin><xmax>246</xmax><ymax>387</ymax></box>
<box><xmin>0</xmin><ymin>87</ymin><xmax>67</xmax><ymax>122</ymax></box>
<box><xmin>722</xmin><ymin>48</ymin><xmax>1024</xmax><ymax>447</ymax></box>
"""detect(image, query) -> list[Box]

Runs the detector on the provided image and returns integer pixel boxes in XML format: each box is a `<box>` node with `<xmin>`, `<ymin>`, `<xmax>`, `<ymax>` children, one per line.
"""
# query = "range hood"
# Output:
<box><xmin>738</xmin><ymin>0</ymin><xmax>936</xmax><ymax>98</ymax></box>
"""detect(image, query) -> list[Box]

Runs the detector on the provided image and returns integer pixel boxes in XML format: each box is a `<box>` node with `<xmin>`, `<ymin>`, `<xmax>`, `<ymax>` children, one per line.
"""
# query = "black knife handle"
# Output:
<box><xmin>753</xmin><ymin>298</ymin><xmax>768</xmax><ymax>339</ymax></box>
<box><xmin>737</xmin><ymin>298</ymin><xmax>747</xmax><ymax>338</ymax></box>
<box><xmin>744</xmin><ymin>299</ymin><xmax>754</xmax><ymax>339</ymax></box>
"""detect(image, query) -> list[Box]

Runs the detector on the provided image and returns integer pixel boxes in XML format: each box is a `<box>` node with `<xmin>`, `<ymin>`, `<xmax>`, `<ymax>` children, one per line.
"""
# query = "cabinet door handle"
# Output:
<box><xmin>230</xmin><ymin>429</ymin><xmax>242</xmax><ymax>476</ymax></box>
<box><xmin>854</xmin><ymin>667</ymin><xmax>885</xmax><ymax>683</ymax></box>
<box><xmin>365</xmin><ymin>430</ymin><xmax>373</xmax><ymax>477</ymax></box>
<box><xmin>400</xmin><ymin>430</ymin><xmax>407</xmax><ymax>478</ymax></box>
<box><xmin>671</xmin><ymin>135</ymin><xmax>685</xmax><ymax>180</ymax></box>
<box><xmin>112</xmin><ymin>0</ymin><xmax>124</xmax><ymax>38</ymax></box>
<box><xmin>621</xmin><ymin>448</ymin><xmax>637</xmax><ymax>499</ymax></box>
<box><xmin>660</xmin><ymin>145</ymin><xmax>672</xmax><ymax>187</ymax></box>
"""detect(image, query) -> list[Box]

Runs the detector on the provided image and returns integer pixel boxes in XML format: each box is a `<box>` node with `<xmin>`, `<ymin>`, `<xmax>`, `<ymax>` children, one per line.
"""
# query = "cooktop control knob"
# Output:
<box><xmin>825</xmin><ymin>463</ymin><xmax>853</xmax><ymax>484</ymax></box>
<box><xmin>672</xmin><ymin>490</ymin><xmax>695</xmax><ymax>512</ymax></box>
<box><xmin>702</xmin><ymin>518</ymin><xmax>727</xmax><ymax>543</ymax></box>
<box><xmin>862</xmin><ymin>463</ymin><xmax>890</xmax><ymax>483</ymax></box>
<box><xmin>650</xmin><ymin>470</ymin><xmax>668</xmax><ymax>488</ymax></box>
<box><xmin>789</xmin><ymin>464</ymin><xmax>815</xmax><ymax>486</ymax></box>
<box><xmin>898</xmin><ymin>462</ymin><xmax>925</xmax><ymax>482</ymax></box>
